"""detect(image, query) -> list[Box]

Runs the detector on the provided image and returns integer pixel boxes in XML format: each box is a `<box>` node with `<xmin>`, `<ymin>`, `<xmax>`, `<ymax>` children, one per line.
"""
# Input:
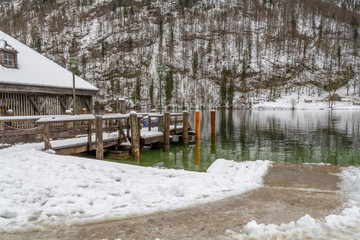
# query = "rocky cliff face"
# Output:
<box><xmin>1</xmin><ymin>0</ymin><xmax>359</xmax><ymax>109</ymax></box>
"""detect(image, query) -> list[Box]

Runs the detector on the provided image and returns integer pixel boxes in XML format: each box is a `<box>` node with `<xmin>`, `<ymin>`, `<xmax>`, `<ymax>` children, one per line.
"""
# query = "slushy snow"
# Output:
<box><xmin>225</xmin><ymin>166</ymin><xmax>360</xmax><ymax>240</ymax></box>
<box><xmin>0</xmin><ymin>143</ymin><xmax>270</xmax><ymax>233</ymax></box>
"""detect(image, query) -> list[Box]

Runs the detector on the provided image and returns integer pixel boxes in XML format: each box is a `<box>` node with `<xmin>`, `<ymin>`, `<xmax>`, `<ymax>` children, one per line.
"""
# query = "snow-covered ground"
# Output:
<box><xmin>1</xmin><ymin>141</ymin><xmax>360</xmax><ymax>238</ymax></box>
<box><xmin>252</xmin><ymin>85</ymin><xmax>360</xmax><ymax>111</ymax></box>
<box><xmin>225</xmin><ymin>166</ymin><xmax>360</xmax><ymax>240</ymax></box>
<box><xmin>0</xmin><ymin>143</ymin><xmax>269</xmax><ymax>233</ymax></box>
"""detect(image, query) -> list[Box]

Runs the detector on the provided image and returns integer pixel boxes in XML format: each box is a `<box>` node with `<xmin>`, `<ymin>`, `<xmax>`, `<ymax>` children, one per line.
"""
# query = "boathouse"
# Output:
<box><xmin>0</xmin><ymin>30</ymin><xmax>98</xmax><ymax>117</ymax></box>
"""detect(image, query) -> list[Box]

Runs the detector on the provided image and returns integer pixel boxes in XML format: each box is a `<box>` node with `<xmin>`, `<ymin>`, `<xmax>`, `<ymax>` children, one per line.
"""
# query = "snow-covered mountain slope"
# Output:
<box><xmin>1</xmin><ymin>0</ymin><xmax>359</xmax><ymax>109</ymax></box>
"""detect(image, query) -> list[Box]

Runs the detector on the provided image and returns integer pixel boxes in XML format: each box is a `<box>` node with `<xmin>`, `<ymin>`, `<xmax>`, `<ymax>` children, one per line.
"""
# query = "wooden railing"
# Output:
<box><xmin>0</xmin><ymin>111</ymin><xmax>192</xmax><ymax>160</ymax></box>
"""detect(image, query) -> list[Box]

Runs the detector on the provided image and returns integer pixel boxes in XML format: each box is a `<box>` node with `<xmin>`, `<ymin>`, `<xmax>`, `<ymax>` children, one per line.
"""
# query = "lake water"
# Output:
<box><xmin>105</xmin><ymin>110</ymin><xmax>360</xmax><ymax>171</ymax></box>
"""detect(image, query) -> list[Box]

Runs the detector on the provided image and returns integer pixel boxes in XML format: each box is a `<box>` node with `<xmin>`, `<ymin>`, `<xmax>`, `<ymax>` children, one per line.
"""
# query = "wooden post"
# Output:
<box><xmin>118</xmin><ymin>119</ymin><xmax>123</xmax><ymax>144</ymax></box>
<box><xmin>174</xmin><ymin>116</ymin><xmax>177</xmax><ymax>133</ymax></box>
<box><xmin>148</xmin><ymin>116</ymin><xmax>152</xmax><ymax>131</ymax></box>
<box><xmin>43</xmin><ymin>124</ymin><xmax>52</xmax><ymax>150</ymax></box>
<box><xmin>66</xmin><ymin>109</ymin><xmax>73</xmax><ymax>128</ymax></box>
<box><xmin>195</xmin><ymin>110</ymin><xmax>200</xmax><ymax>141</ymax></box>
<box><xmin>210</xmin><ymin>110</ymin><xmax>216</xmax><ymax>138</ymax></box>
<box><xmin>95</xmin><ymin>116</ymin><xmax>104</xmax><ymax>160</ymax></box>
<box><xmin>158</xmin><ymin>116</ymin><xmax>164</xmax><ymax>132</ymax></box>
<box><xmin>105</xmin><ymin>108</ymin><xmax>109</xmax><ymax>130</ymax></box>
<box><xmin>0</xmin><ymin>122</ymin><xmax>4</xmax><ymax>145</ymax></box>
<box><xmin>130</xmin><ymin>112</ymin><xmax>140</xmax><ymax>159</ymax></box>
<box><xmin>87</xmin><ymin>121</ymin><xmax>92</xmax><ymax>151</ymax></box>
<box><xmin>210</xmin><ymin>110</ymin><xmax>216</xmax><ymax>154</ymax></box>
<box><xmin>126</xmin><ymin>118</ymin><xmax>130</xmax><ymax>138</ymax></box>
<box><xmin>163</xmin><ymin>112</ymin><xmax>170</xmax><ymax>148</ymax></box>
<box><xmin>182</xmin><ymin>111</ymin><xmax>189</xmax><ymax>144</ymax></box>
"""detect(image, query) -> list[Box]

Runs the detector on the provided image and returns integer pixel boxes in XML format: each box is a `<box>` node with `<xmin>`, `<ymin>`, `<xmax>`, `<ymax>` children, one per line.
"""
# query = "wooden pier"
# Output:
<box><xmin>0</xmin><ymin>111</ymin><xmax>192</xmax><ymax>159</ymax></box>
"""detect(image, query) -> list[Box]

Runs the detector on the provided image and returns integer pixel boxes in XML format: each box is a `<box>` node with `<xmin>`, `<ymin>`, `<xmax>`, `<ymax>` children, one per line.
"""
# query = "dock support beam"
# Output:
<box><xmin>195</xmin><ymin>110</ymin><xmax>200</xmax><ymax>141</ymax></box>
<box><xmin>44</xmin><ymin>124</ymin><xmax>52</xmax><ymax>150</ymax></box>
<box><xmin>0</xmin><ymin>122</ymin><xmax>4</xmax><ymax>145</ymax></box>
<box><xmin>210</xmin><ymin>110</ymin><xmax>216</xmax><ymax>137</ymax></box>
<box><xmin>87</xmin><ymin>121</ymin><xmax>92</xmax><ymax>152</ymax></box>
<box><xmin>163</xmin><ymin>112</ymin><xmax>170</xmax><ymax>148</ymax></box>
<box><xmin>95</xmin><ymin>116</ymin><xmax>104</xmax><ymax>160</ymax></box>
<box><xmin>130</xmin><ymin>112</ymin><xmax>140</xmax><ymax>159</ymax></box>
<box><xmin>210</xmin><ymin>110</ymin><xmax>216</xmax><ymax>154</ymax></box>
<box><xmin>182</xmin><ymin>111</ymin><xmax>189</xmax><ymax>144</ymax></box>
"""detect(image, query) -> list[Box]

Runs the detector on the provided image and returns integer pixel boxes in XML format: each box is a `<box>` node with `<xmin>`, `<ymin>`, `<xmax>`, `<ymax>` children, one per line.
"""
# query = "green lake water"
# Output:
<box><xmin>104</xmin><ymin>110</ymin><xmax>360</xmax><ymax>172</ymax></box>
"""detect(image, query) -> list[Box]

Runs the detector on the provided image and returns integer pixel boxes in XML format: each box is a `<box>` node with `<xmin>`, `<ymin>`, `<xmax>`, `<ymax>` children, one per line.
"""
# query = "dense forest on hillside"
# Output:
<box><xmin>1</xmin><ymin>0</ymin><xmax>360</xmax><ymax>109</ymax></box>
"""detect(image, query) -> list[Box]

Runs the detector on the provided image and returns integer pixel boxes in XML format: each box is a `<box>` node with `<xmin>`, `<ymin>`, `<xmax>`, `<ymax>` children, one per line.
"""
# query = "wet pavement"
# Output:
<box><xmin>2</xmin><ymin>163</ymin><xmax>345</xmax><ymax>240</ymax></box>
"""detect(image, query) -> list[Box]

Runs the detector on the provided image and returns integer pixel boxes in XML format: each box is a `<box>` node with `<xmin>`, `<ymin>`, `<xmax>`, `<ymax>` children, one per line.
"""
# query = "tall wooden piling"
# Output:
<box><xmin>87</xmin><ymin>121</ymin><xmax>92</xmax><ymax>151</ymax></box>
<box><xmin>158</xmin><ymin>116</ymin><xmax>164</xmax><ymax>133</ymax></box>
<box><xmin>163</xmin><ymin>112</ymin><xmax>170</xmax><ymax>148</ymax></box>
<box><xmin>43</xmin><ymin>124</ymin><xmax>52</xmax><ymax>150</ymax></box>
<box><xmin>148</xmin><ymin>115</ymin><xmax>152</xmax><ymax>131</ymax></box>
<box><xmin>130</xmin><ymin>112</ymin><xmax>140</xmax><ymax>159</ymax></box>
<box><xmin>0</xmin><ymin>122</ymin><xmax>4</xmax><ymax>145</ymax></box>
<box><xmin>95</xmin><ymin>116</ymin><xmax>104</xmax><ymax>160</ymax></box>
<box><xmin>210</xmin><ymin>110</ymin><xmax>216</xmax><ymax>137</ymax></box>
<box><xmin>182</xmin><ymin>111</ymin><xmax>189</xmax><ymax>144</ymax></box>
<box><xmin>118</xmin><ymin>119</ymin><xmax>123</xmax><ymax>144</ymax></box>
<box><xmin>195</xmin><ymin>110</ymin><xmax>200</xmax><ymax>141</ymax></box>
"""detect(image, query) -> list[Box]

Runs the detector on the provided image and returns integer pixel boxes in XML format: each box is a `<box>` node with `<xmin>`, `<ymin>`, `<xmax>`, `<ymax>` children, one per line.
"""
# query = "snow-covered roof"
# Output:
<box><xmin>0</xmin><ymin>39</ymin><xmax>16</xmax><ymax>52</ymax></box>
<box><xmin>0</xmin><ymin>31</ymin><xmax>98</xmax><ymax>92</ymax></box>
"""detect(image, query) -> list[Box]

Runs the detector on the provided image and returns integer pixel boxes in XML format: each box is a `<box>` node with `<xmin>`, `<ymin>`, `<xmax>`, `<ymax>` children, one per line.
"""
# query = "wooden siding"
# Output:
<box><xmin>0</xmin><ymin>92</ymin><xmax>93</xmax><ymax>128</ymax></box>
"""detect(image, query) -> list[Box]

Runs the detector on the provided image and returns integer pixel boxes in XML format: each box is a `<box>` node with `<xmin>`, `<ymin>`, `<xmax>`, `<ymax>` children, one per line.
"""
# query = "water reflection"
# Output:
<box><xmin>106</xmin><ymin>110</ymin><xmax>360</xmax><ymax>171</ymax></box>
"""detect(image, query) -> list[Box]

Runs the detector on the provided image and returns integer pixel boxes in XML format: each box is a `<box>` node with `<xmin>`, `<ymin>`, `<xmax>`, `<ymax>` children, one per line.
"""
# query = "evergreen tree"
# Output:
<box><xmin>69</xmin><ymin>35</ymin><xmax>78</xmax><ymax>56</ymax></box>
<box><xmin>228</xmin><ymin>78</ymin><xmax>234</xmax><ymax>106</ymax></box>
<box><xmin>165</xmin><ymin>70</ymin><xmax>174</xmax><ymax>103</ymax></box>
<box><xmin>220</xmin><ymin>68</ymin><xmax>227</xmax><ymax>107</ymax></box>
<box><xmin>158</xmin><ymin>17</ymin><xmax>164</xmax><ymax>36</ymax></box>
<box><xmin>149</xmin><ymin>79</ymin><xmax>154</xmax><ymax>108</ymax></box>
<box><xmin>135</xmin><ymin>77</ymin><xmax>141</xmax><ymax>102</ymax></box>
<box><xmin>128</xmin><ymin>36</ymin><xmax>133</xmax><ymax>51</ymax></box>
<box><xmin>207</xmin><ymin>41</ymin><xmax>212</xmax><ymax>54</ymax></box>
<box><xmin>110</xmin><ymin>73</ymin><xmax>114</xmax><ymax>94</ymax></box>
<box><xmin>101</xmin><ymin>41</ymin><xmax>108</xmax><ymax>58</ymax></box>
<box><xmin>240</xmin><ymin>61</ymin><xmax>247</xmax><ymax>93</ymax></box>
<box><xmin>192</xmin><ymin>50</ymin><xmax>198</xmax><ymax>76</ymax></box>
<box><xmin>116</xmin><ymin>79</ymin><xmax>121</xmax><ymax>95</ymax></box>
<box><xmin>35</xmin><ymin>38</ymin><xmax>42</xmax><ymax>53</ymax></box>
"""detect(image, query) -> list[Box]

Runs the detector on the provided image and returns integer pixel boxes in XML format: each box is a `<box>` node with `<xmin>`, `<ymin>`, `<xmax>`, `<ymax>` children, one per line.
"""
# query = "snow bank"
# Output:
<box><xmin>225</xmin><ymin>166</ymin><xmax>360</xmax><ymax>240</ymax></box>
<box><xmin>0</xmin><ymin>143</ymin><xmax>270</xmax><ymax>233</ymax></box>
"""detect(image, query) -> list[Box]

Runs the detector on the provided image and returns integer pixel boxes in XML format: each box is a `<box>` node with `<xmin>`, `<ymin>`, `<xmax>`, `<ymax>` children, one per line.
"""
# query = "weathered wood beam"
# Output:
<box><xmin>163</xmin><ymin>112</ymin><xmax>170</xmax><ymax>148</ymax></box>
<box><xmin>182</xmin><ymin>111</ymin><xmax>189</xmax><ymax>144</ymax></box>
<box><xmin>0</xmin><ymin>83</ymin><xmax>97</xmax><ymax>96</ymax></box>
<box><xmin>82</xmin><ymin>96</ymin><xmax>91</xmax><ymax>112</ymax></box>
<box><xmin>95</xmin><ymin>116</ymin><xmax>103</xmax><ymax>160</ymax></box>
<box><xmin>29</xmin><ymin>96</ymin><xmax>41</xmax><ymax>114</ymax></box>
<box><xmin>43</xmin><ymin>124</ymin><xmax>52</xmax><ymax>150</ymax></box>
<box><xmin>0</xmin><ymin>122</ymin><xmax>4</xmax><ymax>145</ymax></box>
<box><xmin>39</xmin><ymin>96</ymin><xmax>49</xmax><ymax>113</ymax></box>
<box><xmin>130</xmin><ymin>112</ymin><xmax>140</xmax><ymax>159</ymax></box>
<box><xmin>87</xmin><ymin>122</ymin><xmax>92</xmax><ymax>152</ymax></box>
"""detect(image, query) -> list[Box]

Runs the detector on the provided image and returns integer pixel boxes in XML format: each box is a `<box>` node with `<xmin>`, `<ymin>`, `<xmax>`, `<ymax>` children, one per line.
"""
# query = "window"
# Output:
<box><xmin>3</xmin><ymin>52</ymin><xmax>15</xmax><ymax>68</ymax></box>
